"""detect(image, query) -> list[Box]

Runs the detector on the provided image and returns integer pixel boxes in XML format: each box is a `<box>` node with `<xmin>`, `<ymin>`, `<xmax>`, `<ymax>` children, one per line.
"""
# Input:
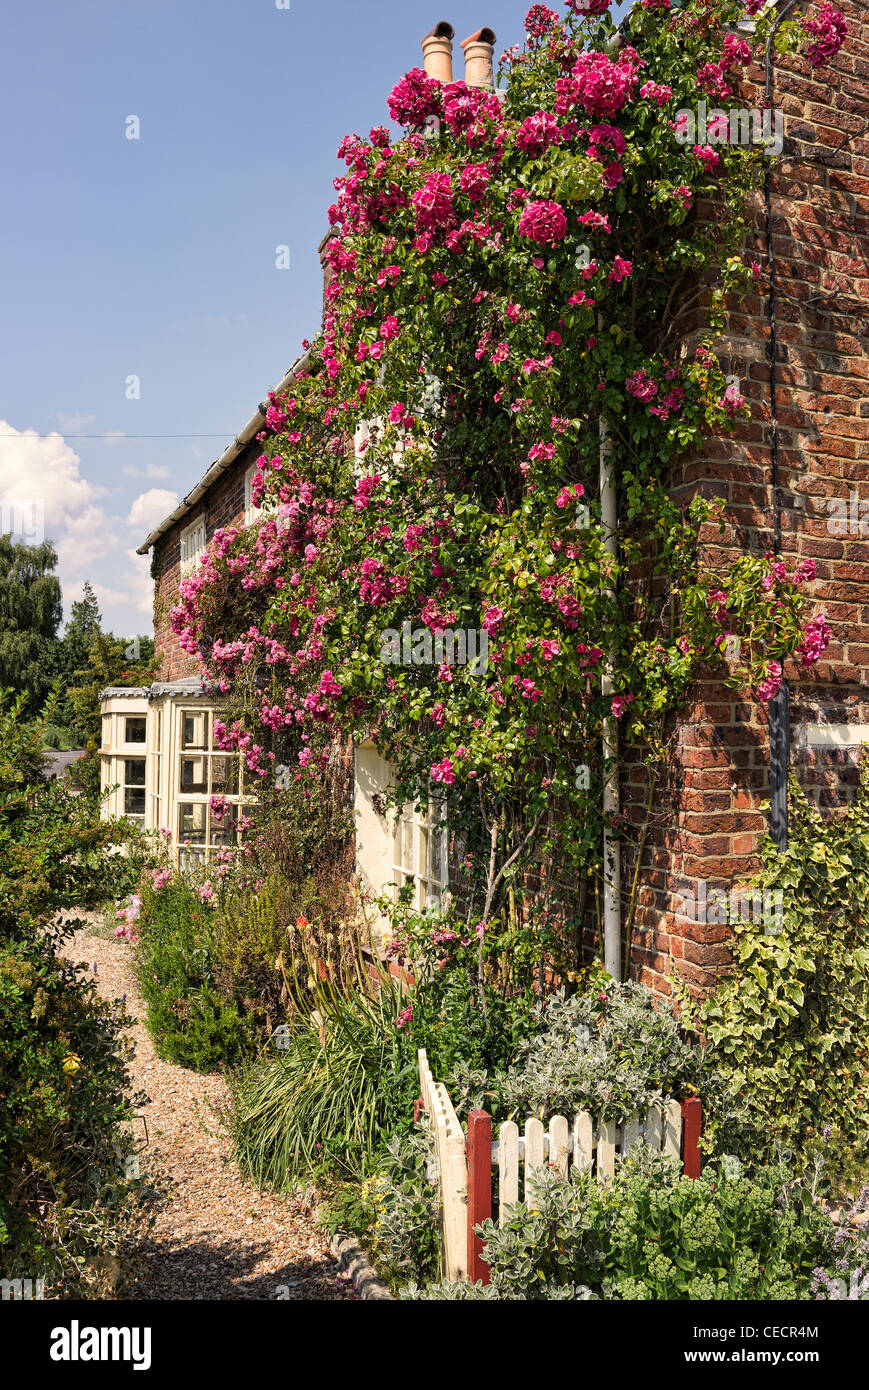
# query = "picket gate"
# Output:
<box><xmin>417</xmin><ymin>1049</ymin><xmax>702</xmax><ymax>1288</ymax></box>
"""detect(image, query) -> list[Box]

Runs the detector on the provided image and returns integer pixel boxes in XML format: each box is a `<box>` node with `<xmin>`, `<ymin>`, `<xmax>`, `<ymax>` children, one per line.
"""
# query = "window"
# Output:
<box><xmin>245</xmin><ymin>461</ymin><xmax>280</xmax><ymax>525</ymax></box>
<box><xmin>353</xmin><ymin>743</ymin><xmax>448</xmax><ymax>931</ymax></box>
<box><xmin>392</xmin><ymin>796</ymin><xmax>448</xmax><ymax>912</ymax></box>
<box><xmin>180</xmin><ymin>516</ymin><xmax>206</xmax><ymax>576</ymax></box>
<box><xmin>149</xmin><ymin>707</ymin><xmax>163</xmax><ymax>830</ymax></box>
<box><xmin>125</xmin><ymin>716</ymin><xmax>146</xmax><ymax>744</ymax></box>
<box><xmin>123</xmin><ymin>758</ymin><xmax>146</xmax><ymax>821</ymax></box>
<box><xmin>174</xmin><ymin>706</ymin><xmax>246</xmax><ymax>860</ymax></box>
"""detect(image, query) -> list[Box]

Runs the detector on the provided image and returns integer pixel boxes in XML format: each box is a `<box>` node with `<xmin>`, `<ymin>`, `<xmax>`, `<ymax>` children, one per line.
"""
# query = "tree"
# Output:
<box><xmin>66</xmin><ymin>629</ymin><xmax>156</xmax><ymax>803</ymax></box>
<box><xmin>0</xmin><ymin>536</ymin><xmax>62</xmax><ymax>708</ymax></box>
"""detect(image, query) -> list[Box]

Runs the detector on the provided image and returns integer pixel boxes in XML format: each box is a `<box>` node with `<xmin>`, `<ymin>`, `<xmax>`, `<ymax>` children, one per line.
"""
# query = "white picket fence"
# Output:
<box><xmin>417</xmin><ymin>1049</ymin><xmax>468</xmax><ymax>1280</ymax></box>
<box><xmin>417</xmin><ymin>1049</ymin><xmax>698</xmax><ymax>1284</ymax></box>
<box><xmin>492</xmin><ymin>1101</ymin><xmax>683</xmax><ymax>1221</ymax></box>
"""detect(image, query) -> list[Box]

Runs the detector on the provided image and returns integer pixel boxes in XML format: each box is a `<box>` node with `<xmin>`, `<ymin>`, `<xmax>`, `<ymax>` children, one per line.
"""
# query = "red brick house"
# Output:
<box><xmin>100</xmin><ymin>4</ymin><xmax>868</xmax><ymax>995</ymax></box>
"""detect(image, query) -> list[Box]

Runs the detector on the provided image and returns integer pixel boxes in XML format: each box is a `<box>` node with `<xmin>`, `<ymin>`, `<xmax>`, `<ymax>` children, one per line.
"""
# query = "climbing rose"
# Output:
<box><xmin>412</xmin><ymin>172</ymin><xmax>454</xmax><ymax>231</ymax></box>
<box><xmin>561</xmin><ymin>48</ymin><xmax>641</xmax><ymax>119</ymax></box>
<box><xmin>459</xmin><ymin>162</ymin><xmax>491</xmax><ymax>202</ymax></box>
<box><xmin>802</xmin><ymin>4</ymin><xmax>847</xmax><ymax>67</ymax></box>
<box><xmin>626</xmin><ymin>369</ymin><xmax>658</xmax><ymax>402</ymax></box>
<box><xmin>388</xmin><ymin>68</ymin><xmax>442</xmax><ymax>128</ymax></box>
<box><xmin>756</xmin><ymin>660</ymin><xmax>783</xmax><ymax>702</ymax></box>
<box><xmin>524</xmin><ymin>4</ymin><xmax>559</xmax><ymax>37</ymax></box>
<box><xmin>693</xmin><ymin>144</ymin><xmax>720</xmax><ymax>172</ymax></box>
<box><xmin>518</xmin><ymin>199</ymin><xmax>568</xmax><ymax>244</ymax></box>
<box><xmin>797</xmin><ymin>613</ymin><xmax>832</xmax><ymax>667</ymax></box>
<box><xmin>515</xmin><ymin>110</ymin><xmax>563</xmax><ymax>157</ymax></box>
<box><xmin>565</xmin><ymin>0</ymin><xmax>611</xmax><ymax>14</ymax></box>
<box><xmin>639</xmin><ymin>80</ymin><xmax>673</xmax><ymax>107</ymax></box>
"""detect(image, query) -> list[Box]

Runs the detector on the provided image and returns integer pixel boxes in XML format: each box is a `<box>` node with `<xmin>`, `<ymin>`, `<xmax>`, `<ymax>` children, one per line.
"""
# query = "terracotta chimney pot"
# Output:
<box><xmin>461</xmin><ymin>27</ymin><xmax>496</xmax><ymax>90</ymax></box>
<box><xmin>421</xmin><ymin>21</ymin><xmax>455</xmax><ymax>83</ymax></box>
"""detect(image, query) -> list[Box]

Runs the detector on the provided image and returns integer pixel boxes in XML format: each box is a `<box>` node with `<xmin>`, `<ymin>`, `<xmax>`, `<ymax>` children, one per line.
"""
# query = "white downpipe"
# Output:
<box><xmin>599</xmin><ymin>417</ymin><xmax>622</xmax><ymax>981</ymax></box>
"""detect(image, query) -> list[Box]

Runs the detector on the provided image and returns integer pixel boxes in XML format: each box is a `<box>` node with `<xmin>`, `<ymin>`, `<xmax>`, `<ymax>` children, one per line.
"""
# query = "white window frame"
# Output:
<box><xmin>180</xmin><ymin>515</ymin><xmax>206</xmax><ymax>576</ymax></box>
<box><xmin>353</xmin><ymin>743</ymin><xmax>448</xmax><ymax>931</ymax></box>
<box><xmin>173</xmin><ymin>704</ymin><xmax>248</xmax><ymax>863</ymax></box>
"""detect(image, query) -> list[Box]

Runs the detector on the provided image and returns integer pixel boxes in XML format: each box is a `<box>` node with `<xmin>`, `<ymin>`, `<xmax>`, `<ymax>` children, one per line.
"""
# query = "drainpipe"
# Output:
<box><xmin>764</xmin><ymin>0</ymin><xmax>798</xmax><ymax>851</ymax></box>
<box><xmin>600</xmin><ymin>417</ymin><xmax>622</xmax><ymax>981</ymax></box>
<box><xmin>461</xmin><ymin>28</ymin><xmax>497</xmax><ymax>90</ymax></box>
<box><xmin>421</xmin><ymin>21</ymin><xmax>455</xmax><ymax>83</ymax></box>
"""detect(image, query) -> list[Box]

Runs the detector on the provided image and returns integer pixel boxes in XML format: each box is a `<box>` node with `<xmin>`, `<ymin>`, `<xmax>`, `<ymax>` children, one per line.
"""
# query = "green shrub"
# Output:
<box><xmin>216</xmin><ymin>869</ymin><xmax>363</xmax><ymax>1031</ymax></box>
<box><xmin>409</xmin><ymin>1153</ymin><xmax>838</xmax><ymax>1301</ymax></box>
<box><xmin>226</xmin><ymin>971</ymin><xmax>417</xmax><ymax>1187</ymax></box>
<box><xmin>0</xmin><ymin>936</ymin><xmax>150</xmax><ymax>1295</ymax></box>
<box><xmin>392</xmin><ymin>899</ymin><xmax>561</xmax><ymax>1080</ymax></box>
<box><xmin>685</xmin><ymin>765</ymin><xmax>869</xmax><ymax>1156</ymax></box>
<box><xmin>135</xmin><ymin>874</ymin><xmax>253</xmax><ymax>1071</ymax></box>
<box><xmin>492</xmin><ymin>980</ymin><xmax>707</xmax><ymax>1125</ymax></box>
<box><xmin>0</xmin><ymin>691</ymin><xmax>152</xmax><ymax>1294</ymax></box>
<box><xmin>0</xmin><ymin>689</ymin><xmax>138</xmax><ymax>944</ymax></box>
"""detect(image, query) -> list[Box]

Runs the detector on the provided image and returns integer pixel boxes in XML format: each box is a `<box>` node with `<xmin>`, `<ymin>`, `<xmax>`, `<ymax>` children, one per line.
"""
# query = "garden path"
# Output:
<box><xmin>63</xmin><ymin>921</ymin><xmax>358</xmax><ymax>1301</ymax></box>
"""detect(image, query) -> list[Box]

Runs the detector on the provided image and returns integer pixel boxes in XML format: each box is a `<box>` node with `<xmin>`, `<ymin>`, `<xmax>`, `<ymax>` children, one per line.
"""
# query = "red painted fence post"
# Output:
<box><xmin>466</xmin><ymin>1110</ymin><xmax>492</xmax><ymax>1286</ymax></box>
<box><xmin>681</xmin><ymin>1097</ymin><xmax>702</xmax><ymax>1178</ymax></box>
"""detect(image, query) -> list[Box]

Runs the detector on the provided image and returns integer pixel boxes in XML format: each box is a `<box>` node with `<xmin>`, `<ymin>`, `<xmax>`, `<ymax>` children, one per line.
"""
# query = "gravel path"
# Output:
<box><xmin>62</xmin><ymin>923</ymin><xmax>358</xmax><ymax>1301</ymax></box>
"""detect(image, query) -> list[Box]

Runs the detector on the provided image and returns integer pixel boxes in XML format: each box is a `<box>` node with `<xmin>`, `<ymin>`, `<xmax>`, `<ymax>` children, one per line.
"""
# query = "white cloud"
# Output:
<box><xmin>126</xmin><ymin>488</ymin><xmax>178</xmax><ymax>534</ymax></box>
<box><xmin>56</xmin><ymin>411</ymin><xmax>96</xmax><ymax>434</ymax></box>
<box><xmin>0</xmin><ymin>420</ymin><xmax>155</xmax><ymax>635</ymax></box>
<box><xmin>121</xmin><ymin>462</ymin><xmax>170</xmax><ymax>480</ymax></box>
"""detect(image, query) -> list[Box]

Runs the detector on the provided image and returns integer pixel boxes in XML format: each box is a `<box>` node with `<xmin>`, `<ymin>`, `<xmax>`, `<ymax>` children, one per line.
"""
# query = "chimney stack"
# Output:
<box><xmin>461</xmin><ymin>27</ymin><xmax>496</xmax><ymax>90</ymax></box>
<box><xmin>421</xmin><ymin>21</ymin><xmax>455</xmax><ymax>84</ymax></box>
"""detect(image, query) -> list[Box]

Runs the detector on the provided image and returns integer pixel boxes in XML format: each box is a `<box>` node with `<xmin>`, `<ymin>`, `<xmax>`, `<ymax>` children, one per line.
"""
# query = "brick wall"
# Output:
<box><xmin>152</xmin><ymin>445</ymin><xmax>256</xmax><ymax>682</ymax></box>
<box><xmin>628</xmin><ymin>0</ymin><xmax>869</xmax><ymax>999</ymax></box>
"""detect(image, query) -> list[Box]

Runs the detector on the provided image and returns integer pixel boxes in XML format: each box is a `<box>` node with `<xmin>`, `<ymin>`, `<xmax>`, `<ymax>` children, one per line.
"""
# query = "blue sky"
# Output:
<box><xmin>0</xmin><ymin>0</ymin><xmax>628</xmax><ymax>639</ymax></box>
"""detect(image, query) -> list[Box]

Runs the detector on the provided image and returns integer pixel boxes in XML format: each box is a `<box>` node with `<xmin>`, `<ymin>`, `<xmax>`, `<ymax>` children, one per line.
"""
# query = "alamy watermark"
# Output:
<box><xmin>1</xmin><ymin>498</ymin><xmax>45</xmax><ymax>544</ymax></box>
<box><xmin>1</xmin><ymin>1277</ymin><xmax>45</xmax><ymax>1300</ymax></box>
<box><xmin>674</xmin><ymin>100</ymin><xmax>783</xmax><ymax>158</ymax></box>
<box><xmin>827</xmin><ymin>489</ymin><xmax>869</xmax><ymax>536</ymax></box>
<box><xmin>380</xmin><ymin>622</ymin><xmax>489</xmax><ymax>676</ymax></box>
<box><xmin>675</xmin><ymin>880</ymin><xmax>784</xmax><ymax>934</ymax></box>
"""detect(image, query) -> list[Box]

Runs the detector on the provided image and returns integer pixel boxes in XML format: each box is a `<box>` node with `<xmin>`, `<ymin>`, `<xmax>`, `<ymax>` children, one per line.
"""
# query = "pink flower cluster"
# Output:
<box><xmin>388</xmin><ymin>68</ymin><xmax>443</xmax><ymax>128</ymax></box>
<box><xmin>626</xmin><ymin>369</ymin><xmax>658</xmax><ymax>403</ymax></box>
<box><xmin>557</xmin><ymin>47</ymin><xmax>642</xmax><ymax>119</ymax></box>
<box><xmin>640</xmin><ymin>80</ymin><xmax>673</xmax><ymax>107</ymax></box>
<box><xmin>565</xmin><ymin>0</ymin><xmax>611</xmax><ymax>14</ymax></box>
<box><xmin>515</xmin><ymin>110</ymin><xmax>564</xmax><ymax>158</ymax></box>
<box><xmin>611</xmin><ymin>692</ymin><xmax>635</xmax><ymax>718</ymax></box>
<box><xmin>459</xmin><ymin>162</ymin><xmax>492</xmax><ymax>202</ymax></box>
<box><xmin>756</xmin><ymin>660</ymin><xmax>783</xmax><ymax>703</ymax></box>
<box><xmin>797</xmin><ymin>612</ymin><xmax>831</xmax><ymax>667</ymax></box>
<box><xmin>525</xmin><ymin>5</ymin><xmax>560</xmax><ymax>39</ymax></box>
<box><xmin>802</xmin><ymin>5</ymin><xmax>847</xmax><ymax>68</ymax></box>
<box><xmin>518</xmin><ymin>199</ymin><xmax>568</xmax><ymax>244</ymax></box>
<box><xmin>431</xmin><ymin>758</ymin><xmax>456</xmax><ymax>785</ymax></box>
<box><xmin>412</xmin><ymin>171</ymin><xmax>455</xmax><ymax>232</ymax></box>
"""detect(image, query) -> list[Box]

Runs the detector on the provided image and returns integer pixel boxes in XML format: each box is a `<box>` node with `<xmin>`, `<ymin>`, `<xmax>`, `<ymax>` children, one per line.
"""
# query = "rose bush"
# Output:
<box><xmin>171</xmin><ymin>1</ymin><xmax>845</xmax><ymax>938</ymax></box>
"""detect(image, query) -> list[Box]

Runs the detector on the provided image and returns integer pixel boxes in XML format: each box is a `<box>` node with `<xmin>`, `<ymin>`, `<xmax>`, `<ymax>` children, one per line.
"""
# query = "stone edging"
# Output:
<box><xmin>330</xmin><ymin>1232</ymin><xmax>394</xmax><ymax>1300</ymax></box>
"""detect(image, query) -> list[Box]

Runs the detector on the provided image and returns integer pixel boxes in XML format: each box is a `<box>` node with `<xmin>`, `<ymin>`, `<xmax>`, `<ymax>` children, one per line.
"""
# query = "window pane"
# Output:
<box><xmin>180</xmin><ymin>755</ymin><xmax>208</xmax><ymax>794</ymax></box>
<box><xmin>178</xmin><ymin>802</ymin><xmax>207</xmax><ymax>845</ymax></box>
<box><xmin>182</xmin><ymin>712</ymin><xmax>209</xmax><ymax>750</ymax></box>
<box><xmin>124</xmin><ymin>787</ymin><xmax>146</xmax><ymax>816</ymax></box>
<box><xmin>125</xmin><ymin>758</ymin><xmax>146</xmax><ymax>786</ymax></box>
<box><xmin>125</xmin><ymin>717</ymin><xmax>146</xmax><ymax>744</ymax></box>
<box><xmin>210</xmin><ymin>755</ymin><xmax>238</xmax><ymax>794</ymax></box>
